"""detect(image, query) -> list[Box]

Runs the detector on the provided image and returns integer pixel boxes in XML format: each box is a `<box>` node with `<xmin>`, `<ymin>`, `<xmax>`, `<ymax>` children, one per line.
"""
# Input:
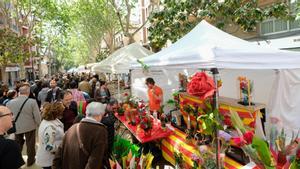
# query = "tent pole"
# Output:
<box><xmin>117</xmin><ymin>74</ymin><xmax>121</xmax><ymax>101</ymax></box>
<box><xmin>129</xmin><ymin>69</ymin><xmax>132</xmax><ymax>96</ymax></box>
<box><xmin>211</xmin><ymin>68</ymin><xmax>220</xmax><ymax>169</ymax></box>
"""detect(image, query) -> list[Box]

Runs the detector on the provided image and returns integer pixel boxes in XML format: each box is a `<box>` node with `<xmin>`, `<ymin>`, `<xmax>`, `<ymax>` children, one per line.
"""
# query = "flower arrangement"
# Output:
<box><xmin>117</xmin><ymin>107</ymin><xmax>125</xmax><ymax>116</ymax></box>
<box><xmin>230</xmin><ymin>109</ymin><xmax>300</xmax><ymax>169</ymax></box>
<box><xmin>238</xmin><ymin>76</ymin><xmax>254</xmax><ymax>106</ymax></box>
<box><xmin>167</xmin><ymin>91</ymin><xmax>180</xmax><ymax>110</ymax></box>
<box><xmin>110</xmin><ymin>150</ymin><xmax>154</xmax><ymax>169</ymax></box>
<box><xmin>160</xmin><ymin>113</ymin><xmax>168</xmax><ymax>129</ymax></box>
<box><xmin>139</xmin><ymin>115</ymin><xmax>153</xmax><ymax>136</ymax></box>
<box><xmin>290</xmin><ymin>148</ymin><xmax>300</xmax><ymax>169</ymax></box>
<box><xmin>187</xmin><ymin>72</ymin><xmax>215</xmax><ymax>99</ymax></box>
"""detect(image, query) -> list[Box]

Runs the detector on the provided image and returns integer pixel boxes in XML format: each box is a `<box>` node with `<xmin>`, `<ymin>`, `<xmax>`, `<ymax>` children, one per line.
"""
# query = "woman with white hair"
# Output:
<box><xmin>53</xmin><ymin>102</ymin><xmax>110</xmax><ymax>169</ymax></box>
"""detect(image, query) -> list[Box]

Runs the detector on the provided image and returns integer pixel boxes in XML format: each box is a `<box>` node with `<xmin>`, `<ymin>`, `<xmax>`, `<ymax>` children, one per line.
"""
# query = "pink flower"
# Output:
<box><xmin>187</xmin><ymin>72</ymin><xmax>215</xmax><ymax>99</ymax></box>
<box><xmin>232</xmin><ymin>137</ymin><xmax>245</xmax><ymax>148</ymax></box>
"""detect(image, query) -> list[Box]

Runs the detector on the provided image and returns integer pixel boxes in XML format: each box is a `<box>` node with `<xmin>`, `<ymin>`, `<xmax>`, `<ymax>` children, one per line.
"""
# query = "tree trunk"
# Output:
<box><xmin>19</xmin><ymin>62</ymin><xmax>26</xmax><ymax>79</ymax></box>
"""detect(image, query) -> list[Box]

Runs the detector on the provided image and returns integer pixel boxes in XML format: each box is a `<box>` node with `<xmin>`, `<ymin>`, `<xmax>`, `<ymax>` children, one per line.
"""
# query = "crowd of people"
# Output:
<box><xmin>0</xmin><ymin>73</ymin><xmax>117</xmax><ymax>169</ymax></box>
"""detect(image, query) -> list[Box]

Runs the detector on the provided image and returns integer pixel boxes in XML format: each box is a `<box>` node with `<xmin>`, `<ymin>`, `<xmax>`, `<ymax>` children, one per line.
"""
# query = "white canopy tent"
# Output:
<box><xmin>92</xmin><ymin>43</ymin><xmax>153</xmax><ymax>74</ymax></box>
<box><xmin>76</xmin><ymin>65</ymin><xmax>90</xmax><ymax>73</ymax></box>
<box><xmin>131</xmin><ymin>20</ymin><xmax>300</xmax><ymax>70</ymax></box>
<box><xmin>67</xmin><ymin>67</ymin><xmax>77</xmax><ymax>73</ymax></box>
<box><xmin>131</xmin><ymin>20</ymin><xmax>300</xmax><ymax>139</ymax></box>
<box><xmin>92</xmin><ymin>43</ymin><xmax>153</xmax><ymax>99</ymax></box>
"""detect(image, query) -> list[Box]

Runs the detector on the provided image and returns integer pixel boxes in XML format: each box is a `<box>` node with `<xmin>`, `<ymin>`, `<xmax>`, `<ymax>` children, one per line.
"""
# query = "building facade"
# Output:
<box><xmin>243</xmin><ymin>0</ymin><xmax>300</xmax><ymax>51</ymax></box>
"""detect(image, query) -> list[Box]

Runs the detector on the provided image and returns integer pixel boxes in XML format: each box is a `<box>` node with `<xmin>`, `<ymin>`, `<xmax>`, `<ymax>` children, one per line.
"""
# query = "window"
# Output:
<box><xmin>260</xmin><ymin>0</ymin><xmax>300</xmax><ymax>35</ymax></box>
<box><xmin>261</xmin><ymin>19</ymin><xmax>300</xmax><ymax>35</ymax></box>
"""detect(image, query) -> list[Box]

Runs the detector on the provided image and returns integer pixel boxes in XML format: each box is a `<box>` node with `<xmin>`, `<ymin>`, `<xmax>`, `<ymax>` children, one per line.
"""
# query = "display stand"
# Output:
<box><xmin>219</xmin><ymin>96</ymin><xmax>265</xmax><ymax>129</ymax></box>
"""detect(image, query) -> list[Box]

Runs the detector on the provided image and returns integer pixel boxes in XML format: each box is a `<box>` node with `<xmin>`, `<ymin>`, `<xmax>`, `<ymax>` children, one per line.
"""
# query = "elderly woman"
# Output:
<box><xmin>36</xmin><ymin>102</ymin><xmax>65</xmax><ymax>169</ymax></box>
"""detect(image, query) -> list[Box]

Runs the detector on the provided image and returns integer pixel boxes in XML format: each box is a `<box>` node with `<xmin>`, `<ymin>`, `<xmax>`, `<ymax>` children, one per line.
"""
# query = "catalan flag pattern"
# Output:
<box><xmin>161</xmin><ymin>126</ymin><xmax>253</xmax><ymax>169</ymax></box>
<box><xmin>179</xmin><ymin>93</ymin><xmax>258</xmax><ymax>129</ymax></box>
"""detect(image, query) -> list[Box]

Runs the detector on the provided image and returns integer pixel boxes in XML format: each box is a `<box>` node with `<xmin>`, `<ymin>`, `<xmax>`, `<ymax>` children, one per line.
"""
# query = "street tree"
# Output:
<box><xmin>72</xmin><ymin>0</ymin><xmax>119</xmax><ymax>58</ymax></box>
<box><xmin>108</xmin><ymin>0</ymin><xmax>149</xmax><ymax>44</ymax></box>
<box><xmin>0</xmin><ymin>28</ymin><xmax>30</xmax><ymax>66</ymax></box>
<box><xmin>148</xmin><ymin>0</ymin><xmax>291</xmax><ymax>51</ymax></box>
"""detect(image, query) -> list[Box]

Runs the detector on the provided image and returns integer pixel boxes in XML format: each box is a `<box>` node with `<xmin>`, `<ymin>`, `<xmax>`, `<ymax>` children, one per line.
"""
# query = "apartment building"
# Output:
<box><xmin>0</xmin><ymin>0</ymin><xmax>39</xmax><ymax>85</ymax></box>
<box><xmin>228</xmin><ymin>0</ymin><xmax>300</xmax><ymax>51</ymax></box>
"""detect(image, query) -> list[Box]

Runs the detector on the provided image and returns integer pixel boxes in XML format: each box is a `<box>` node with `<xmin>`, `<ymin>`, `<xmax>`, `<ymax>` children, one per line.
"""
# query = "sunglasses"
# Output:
<box><xmin>0</xmin><ymin>112</ymin><xmax>13</xmax><ymax>118</ymax></box>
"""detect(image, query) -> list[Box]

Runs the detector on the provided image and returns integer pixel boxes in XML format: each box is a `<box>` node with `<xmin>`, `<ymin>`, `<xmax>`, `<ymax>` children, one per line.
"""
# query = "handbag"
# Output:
<box><xmin>7</xmin><ymin>98</ymin><xmax>29</xmax><ymax>134</ymax></box>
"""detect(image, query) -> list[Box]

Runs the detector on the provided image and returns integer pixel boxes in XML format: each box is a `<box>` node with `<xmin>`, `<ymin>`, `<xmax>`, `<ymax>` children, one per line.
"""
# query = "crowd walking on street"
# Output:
<box><xmin>0</xmin><ymin>73</ymin><xmax>115</xmax><ymax>169</ymax></box>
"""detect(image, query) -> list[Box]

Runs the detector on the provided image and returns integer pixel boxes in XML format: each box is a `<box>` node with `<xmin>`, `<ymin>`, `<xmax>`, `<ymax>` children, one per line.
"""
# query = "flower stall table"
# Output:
<box><xmin>114</xmin><ymin>113</ymin><xmax>173</xmax><ymax>143</ymax></box>
<box><xmin>161</xmin><ymin>126</ymin><xmax>259</xmax><ymax>169</ymax></box>
<box><xmin>179</xmin><ymin>93</ymin><xmax>265</xmax><ymax>131</ymax></box>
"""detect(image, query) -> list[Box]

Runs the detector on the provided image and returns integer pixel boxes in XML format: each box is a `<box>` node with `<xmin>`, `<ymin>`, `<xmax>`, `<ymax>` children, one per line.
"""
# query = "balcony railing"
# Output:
<box><xmin>260</xmin><ymin>18</ymin><xmax>300</xmax><ymax>36</ymax></box>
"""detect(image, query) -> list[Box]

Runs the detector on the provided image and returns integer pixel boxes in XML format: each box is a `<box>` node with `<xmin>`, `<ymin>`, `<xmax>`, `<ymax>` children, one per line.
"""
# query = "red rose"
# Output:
<box><xmin>243</xmin><ymin>131</ymin><xmax>254</xmax><ymax>144</ymax></box>
<box><xmin>232</xmin><ymin>137</ymin><xmax>245</xmax><ymax>148</ymax></box>
<box><xmin>296</xmin><ymin>148</ymin><xmax>300</xmax><ymax>159</ymax></box>
<box><xmin>249</xmin><ymin>121</ymin><xmax>255</xmax><ymax>128</ymax></box>
<box><xmin>142</xmin><ymin>118</ymin><xmax>147</xmax><ymax>124</ymax></box>
<box><xmin>224</xmin><ymin>117</ymin><xmax>232</xmax><ymax>126</ymax></box>
<box><xmin>187</xmin><ymin>72</ymin><xmax>215</xmax><ymax>99</ymax></box>
<box><xmin>240</xmin><ymin>82</ymin><xmax>246</xmax><ymax>90</ymax></box>
<box><xmin>141</xmin><ymin>123</ymin><xmax>146</xmax><ymax>129</ymax></box>
<box><xmin>136</xmin><ymin>116</ymin><xmax>141</xmax><ymax>124</ymax></box>
<box><xmin>124</xmin><ymin>93</ymin><xmax>129</xmax><ymax>96</ymax></box>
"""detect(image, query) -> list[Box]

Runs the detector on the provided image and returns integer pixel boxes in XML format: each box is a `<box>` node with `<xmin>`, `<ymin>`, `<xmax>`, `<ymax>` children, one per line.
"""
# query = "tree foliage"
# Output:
<box><xmin>148</xmin><ymin>0</ymin><xmax>291</xmax><ymax>50</ymax></box>
<box><xmin>0</xmin><ymin>28</ymin><xmax>30</xmax><ymax>66</ymax></box>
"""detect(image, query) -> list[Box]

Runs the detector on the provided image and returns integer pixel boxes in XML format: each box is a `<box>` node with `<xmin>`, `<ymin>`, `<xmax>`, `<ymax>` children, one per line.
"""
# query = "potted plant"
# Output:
<box><xmin>140</xmin><ymin>115</ymin><xmax>153</xmax><ymax>137</ymax></box>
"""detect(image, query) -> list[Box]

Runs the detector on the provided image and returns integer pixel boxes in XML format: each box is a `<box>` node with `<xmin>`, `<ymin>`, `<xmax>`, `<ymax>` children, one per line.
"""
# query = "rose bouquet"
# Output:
<box><xmin>139</xmin><ymin>115</ymin><xmax>153</xmax><ymax>136</ymax></box>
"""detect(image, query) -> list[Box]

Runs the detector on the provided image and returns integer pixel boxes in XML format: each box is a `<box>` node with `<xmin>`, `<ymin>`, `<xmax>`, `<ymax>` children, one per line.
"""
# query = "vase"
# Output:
<box><xmin>144</xmin><ymin>129</ymin><xmax>152</xmax><ymax>137</ymax></box>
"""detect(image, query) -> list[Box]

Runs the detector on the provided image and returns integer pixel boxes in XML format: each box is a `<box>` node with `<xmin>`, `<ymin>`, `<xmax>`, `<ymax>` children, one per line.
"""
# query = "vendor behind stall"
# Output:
<box><xmin>145</xmin><ymin>77</ymin><xmax>163</xmax><ymax>116</ymax></box>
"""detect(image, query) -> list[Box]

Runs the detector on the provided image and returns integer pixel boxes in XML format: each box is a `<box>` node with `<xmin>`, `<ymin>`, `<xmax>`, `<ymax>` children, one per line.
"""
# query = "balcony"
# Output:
<box><xmin>260</xmin><ymin>18</ymin><xmax>300</xmax><ymax>36</ymax></box>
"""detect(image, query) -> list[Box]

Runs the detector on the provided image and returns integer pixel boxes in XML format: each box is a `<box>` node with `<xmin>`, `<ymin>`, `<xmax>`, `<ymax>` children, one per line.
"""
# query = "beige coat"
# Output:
<box><xmin>7</xmin><ymin>95</ymin><xmax>41</xmax><ymax>134</ymax></box>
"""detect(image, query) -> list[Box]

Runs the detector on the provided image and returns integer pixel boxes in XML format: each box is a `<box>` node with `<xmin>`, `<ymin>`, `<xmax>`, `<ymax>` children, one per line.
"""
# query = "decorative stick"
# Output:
<box><xmin>187</xmin><ymin>115</ymin><xmax>191</xmax><ymax>130</ymax></box>
<box><xmin>248</xmin><ymin>79</ymin><xmax>251</xmax><ymax>106</ymax></box>
<box><xmin>239</xmin><ymin>77</ymin><xmax>242</xmax><ymax>102</ymax></box>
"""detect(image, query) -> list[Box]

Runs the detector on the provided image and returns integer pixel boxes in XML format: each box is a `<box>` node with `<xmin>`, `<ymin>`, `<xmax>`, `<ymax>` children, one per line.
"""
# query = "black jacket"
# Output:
<box><xmin>101</xmin><ymin>111</ymin><xmax>116</xmax><ymax>155</ymax></box>
<box><xmin>0</xmin><ymin>135</ymin><xmax>25</xmax><ymax>169</ymax></box>
<box><xmin>45</xmin><ymin>88</ymin><xmax>62</xmax><ymax>102</ymax></box>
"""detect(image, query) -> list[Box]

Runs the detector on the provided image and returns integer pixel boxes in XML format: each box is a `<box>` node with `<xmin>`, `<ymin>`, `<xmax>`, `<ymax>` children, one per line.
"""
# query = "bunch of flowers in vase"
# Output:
<box><xmin>238</xmin><ymin>76</ymin><xmax>254</xmax><ymax>106</ymax></box>
<box><xmin>139</xmin><ymin>115</ymin><xmax>153</xmax><ymax>137</ymax></box>
<box><xmin>230</xmin><ymin>110</ymin><xmax>300</xmax><ymax>169</ymax></box>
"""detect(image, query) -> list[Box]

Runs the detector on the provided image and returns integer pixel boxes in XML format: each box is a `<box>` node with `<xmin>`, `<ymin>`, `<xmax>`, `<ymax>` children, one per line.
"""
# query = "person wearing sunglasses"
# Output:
<box><xmin>0</xmin><ymin>106</ymin><xmax>25</xmax><ymax>169</ymax></box>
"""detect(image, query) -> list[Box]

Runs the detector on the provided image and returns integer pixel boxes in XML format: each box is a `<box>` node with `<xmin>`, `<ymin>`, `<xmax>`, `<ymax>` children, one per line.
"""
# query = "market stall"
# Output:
<box><xmin>129</xmin><ymin>20</ymin><xmax>300</xmax><ymax>168</ymax></box>
<box><xmin>92</xmin><ymin>43</ymin><xmax>153</xmax><ymax>99</ymax></box>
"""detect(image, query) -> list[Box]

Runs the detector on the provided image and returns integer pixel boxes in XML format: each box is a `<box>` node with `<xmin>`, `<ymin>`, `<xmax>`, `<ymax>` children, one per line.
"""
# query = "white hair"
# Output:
<box><xmin>86</xmin><ymin>102</ymin><xmax>106</xmax><ymax>117</ymax></box>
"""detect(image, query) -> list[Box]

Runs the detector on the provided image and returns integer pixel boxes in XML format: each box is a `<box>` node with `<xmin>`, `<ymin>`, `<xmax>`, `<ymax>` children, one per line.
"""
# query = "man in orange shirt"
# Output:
<box><xmin>145</xmin><ymin>78</ymin><xmax>163</xmax><ymax>115</ymax></box>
